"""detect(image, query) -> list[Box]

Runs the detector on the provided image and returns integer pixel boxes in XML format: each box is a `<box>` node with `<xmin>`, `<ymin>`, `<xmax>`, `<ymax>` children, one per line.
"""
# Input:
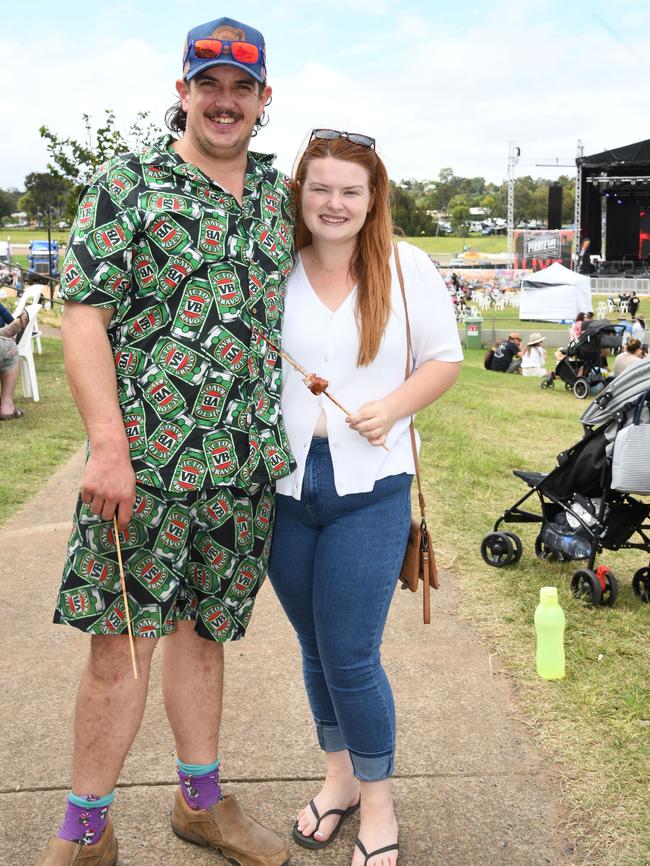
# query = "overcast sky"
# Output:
<box><xmin>1</xmin><ymin>0</ymin><xmax>649</xmax><ymax>191</ymax></box>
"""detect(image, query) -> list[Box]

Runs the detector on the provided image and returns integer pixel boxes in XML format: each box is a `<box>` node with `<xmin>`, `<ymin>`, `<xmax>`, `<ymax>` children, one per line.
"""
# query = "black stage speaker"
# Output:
<box><xmin>548</xmin><ymin>185</ymin><xmax>563</xmax><ymax>229</ymax></box>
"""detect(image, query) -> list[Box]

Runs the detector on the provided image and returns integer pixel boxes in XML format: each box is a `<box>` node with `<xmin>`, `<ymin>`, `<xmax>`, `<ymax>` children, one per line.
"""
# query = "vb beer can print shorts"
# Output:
<box><xmin>54</xmin><ymin>483</ymin><xmax>275</xmax><ymax>642</ymax></box>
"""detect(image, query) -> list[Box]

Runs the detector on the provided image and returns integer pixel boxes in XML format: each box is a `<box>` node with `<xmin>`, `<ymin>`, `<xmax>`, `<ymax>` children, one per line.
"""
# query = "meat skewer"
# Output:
<box><xmin>113</xmin><ymin>516</ymin><xmax>139</xmax><ymax>679</ymax></box>
<box><xmin>254</xmin><ymin>328</ymin><xmax>389</xmax><ymax>452</ymax></box>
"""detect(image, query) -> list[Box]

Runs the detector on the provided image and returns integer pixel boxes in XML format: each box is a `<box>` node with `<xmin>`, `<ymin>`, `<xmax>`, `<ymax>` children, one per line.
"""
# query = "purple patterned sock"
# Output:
<box><xmin>177</xmin><ymin>759</ymin><xmax>222</xmax><ymax>811</ymax></box>
<box><xmin>57</xmin><ymin>792</ymin><xmax>114</xmax><ymax>845</ymax></box>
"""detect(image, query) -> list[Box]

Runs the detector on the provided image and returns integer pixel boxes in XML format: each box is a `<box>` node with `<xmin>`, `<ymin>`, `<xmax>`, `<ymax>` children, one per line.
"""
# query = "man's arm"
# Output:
<box><xmin>62</xmin><ymin>301</ymin><xmax>135</xmax><ymax>528</ymax></box>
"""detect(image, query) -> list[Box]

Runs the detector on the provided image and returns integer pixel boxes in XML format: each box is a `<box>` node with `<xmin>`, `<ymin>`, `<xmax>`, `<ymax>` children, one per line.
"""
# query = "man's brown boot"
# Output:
<box><xmin>171</xmin><ymin>789</ymin><xmax>289</xmax><ymax>866</ymax></box>
<box><xmin>37</xmin><ymin>820</ymin><xmax>118</xmax><ymax>866</ymax></box>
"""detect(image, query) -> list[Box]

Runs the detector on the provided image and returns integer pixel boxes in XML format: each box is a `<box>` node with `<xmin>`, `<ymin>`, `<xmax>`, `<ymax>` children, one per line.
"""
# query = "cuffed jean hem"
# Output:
<box><xmin>349</xmin><ymin>749</ymin><xmax>395</xmax><ymax>782</ymax></box>
<box><xmin>316</xmin><ymin>721</ymin><xmax>347</xmax><ymax>753</ymax></box>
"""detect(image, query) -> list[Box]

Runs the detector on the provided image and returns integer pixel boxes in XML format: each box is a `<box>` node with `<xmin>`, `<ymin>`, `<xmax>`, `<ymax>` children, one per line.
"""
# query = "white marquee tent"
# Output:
<box><xmin>519</xmin><ymin>262</ymin><xmax>592</xmax><ymax>323</ymax></box>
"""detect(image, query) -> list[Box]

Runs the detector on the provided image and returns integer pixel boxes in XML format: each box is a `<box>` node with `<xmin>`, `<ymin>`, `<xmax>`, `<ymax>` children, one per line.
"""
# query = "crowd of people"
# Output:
<box><xmin>484</xmin><ymin>297</ymin><xmax>646</xmax><ymax>381</ymax></box>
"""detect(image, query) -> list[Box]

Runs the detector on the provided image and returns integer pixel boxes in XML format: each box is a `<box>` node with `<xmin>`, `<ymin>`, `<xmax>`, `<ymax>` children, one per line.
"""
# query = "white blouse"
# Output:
<box><xmin>276</xmin><ymin>241</ymin><xmax>463</xmax><ymax>499</ymax></box>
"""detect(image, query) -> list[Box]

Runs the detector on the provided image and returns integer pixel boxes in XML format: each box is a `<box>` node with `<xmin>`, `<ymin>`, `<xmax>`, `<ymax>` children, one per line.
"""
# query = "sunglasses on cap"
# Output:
<box><xmin>185</xmin><ymin>38</ymin><xmax>260</xmax><ymax>66</ymax></box>
<box><xmin>309</xmin><ymin>129</ymin><xmax>376</xmax><ymax>149</ymax></box>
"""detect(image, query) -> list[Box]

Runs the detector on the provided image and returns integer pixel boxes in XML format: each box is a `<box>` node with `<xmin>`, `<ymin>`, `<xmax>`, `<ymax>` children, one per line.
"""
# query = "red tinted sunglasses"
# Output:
<box><xmin>187</xmin><ymin>38</ymin><xmax>260</xmax><ymax>65</ymax></box>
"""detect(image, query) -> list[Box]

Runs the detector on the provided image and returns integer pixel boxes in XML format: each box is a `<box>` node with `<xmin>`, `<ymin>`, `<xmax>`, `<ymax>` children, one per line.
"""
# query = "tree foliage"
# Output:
<box><xmin>391</xmin><ymin>168</ymin><xmax>577</xmax><ymax>235</ymax></box>
<box><xmin>40</xmin><ymin>109</ymin><xmax>162</xmax><ymax>185</ymax></box>
<box><xmin>21</xmin><ymin>172</ymin><xmax>72</xmax><ymax>222</ymax></box>
<box><xmin>39</xmin><ymin>109</ymin><xmax>163</xmax><ymax>218</ymax></box>
<box><xmin>0</xmin><ymin>188</ymin><xmax>20</xmax><ymax>220</ymax></box>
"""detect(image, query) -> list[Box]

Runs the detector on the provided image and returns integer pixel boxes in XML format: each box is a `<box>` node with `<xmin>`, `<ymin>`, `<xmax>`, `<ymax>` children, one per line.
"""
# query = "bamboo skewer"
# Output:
<box><xmin>257</xmin><ymin>330</ymin><xmax>389</xmax><ymax>452</ymax></box>
<box><xmin>113</xmin><ymin>515</ymin><xmax>138</xmax><ymax>679</ymax></box>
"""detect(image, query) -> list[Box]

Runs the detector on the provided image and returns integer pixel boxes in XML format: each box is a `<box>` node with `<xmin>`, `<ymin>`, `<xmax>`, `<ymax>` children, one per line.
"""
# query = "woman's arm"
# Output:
<box><xmin>346</xmin><ymin>359</ymin><xmax>461</xmax><ymax>447</ymax></box>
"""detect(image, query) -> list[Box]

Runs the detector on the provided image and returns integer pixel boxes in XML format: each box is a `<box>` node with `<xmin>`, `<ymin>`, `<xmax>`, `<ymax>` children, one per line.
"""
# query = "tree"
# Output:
<box><xmin>0</xmin><ymin>188</ymin><xmax>20</xmax><ymax>221</ymax></box>
<box><xmin>390</xmin><ymin>182</ymin><xmax>435</xmax><ymax>236</ymax></box>
<box><xmin>23</xmin><ymin>172</ymin><xmax>72</xmax><ymax>224</ymax></box>
<box><xmin>40</xmin><ymin>109</ymin><xmax>162</xmax><ymax>186</ymax></box>
<box><xmin>450</xmin><ymin>205</ymin><xmax>470</xmax><ymax>235</ymax></box>
<box><xmin>39</xmin><ymin>109</ymin><xmax>162</xmax><ymax>219</ymax></box>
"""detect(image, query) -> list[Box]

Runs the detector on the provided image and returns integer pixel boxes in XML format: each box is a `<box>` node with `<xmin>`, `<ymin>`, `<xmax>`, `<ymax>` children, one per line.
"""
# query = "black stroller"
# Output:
<box><xmin>540</xmin><ymin>320</ymin><xmax>627</xmax><ymax>399</ymax></box>
<box><xmin>481</xmin><ymin>359</ymin><xmax>650</xmax><ymax>606</ymax></box>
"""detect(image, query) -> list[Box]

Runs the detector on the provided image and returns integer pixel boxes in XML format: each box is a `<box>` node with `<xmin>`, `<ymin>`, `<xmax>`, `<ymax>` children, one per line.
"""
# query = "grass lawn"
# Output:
<box><xmin>419</xmin><ymin>350</ymin><xmax>649</xmax><ymax>866</ymax></box>
<box><xmin>0</xmin><ymin>337</ymin><xmax>84</xmax><ymax>523</ymax></box>
<box><xmin>407</xmin><ymin>235</ymin><xmax>507</xmax><ymax>254</ymax></box>
<box><xmin>455</xmin><ymin>294</ymin><xmax>626</xmax><ymax>342</ymax></box>
<box><xmin>2</xmin><ymin>228</ymin><xmax>69</xmax><ymax>245</ymax></box>
<box><xmin>2</xmin><ymin>335</ymin><xmax>648</xmax><ymax>865</ymax></box>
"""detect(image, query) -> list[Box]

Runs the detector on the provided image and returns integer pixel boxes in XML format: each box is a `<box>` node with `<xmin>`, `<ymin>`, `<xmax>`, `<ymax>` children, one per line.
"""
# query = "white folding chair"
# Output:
<box><xmin>597</xmin><ymin>302</ymin><xmax>608</xmax><ymax>319</ymax></box>
<box><xmin>16</xmin><ymin>302</ymin><xmax>41</xmax><ymax>401</ymax></box>
<box><xmin>13</xmin><ymin>285</ymin><xmax>45</xmax><ymax>354</ymax></box>
<box><xmin>13</xmin><ymin>284</ymin><xmax>46</xmax><ymax>316</ymax></box>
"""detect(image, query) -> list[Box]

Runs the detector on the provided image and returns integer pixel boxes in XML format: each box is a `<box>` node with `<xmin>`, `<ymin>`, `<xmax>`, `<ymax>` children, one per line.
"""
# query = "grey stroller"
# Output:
<box><xmin>480</xmin><ymin>359</ymin><xmax>650</xmax><ymax>606</ymax></box>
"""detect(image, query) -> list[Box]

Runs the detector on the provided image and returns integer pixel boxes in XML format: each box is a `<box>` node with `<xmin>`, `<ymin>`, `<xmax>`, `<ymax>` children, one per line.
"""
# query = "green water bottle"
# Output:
<box><xmin>535</xmin><ymin>586</ymin><xmax>565</xmax><ymax>680</ymax></box>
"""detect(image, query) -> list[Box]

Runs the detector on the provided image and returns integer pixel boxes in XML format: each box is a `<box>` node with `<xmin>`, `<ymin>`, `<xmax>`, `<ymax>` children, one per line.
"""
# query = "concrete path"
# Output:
<box><xmin>0</xmin><ymin>450</ymin><xmax>577</xmax><ymax>866</ymax></box>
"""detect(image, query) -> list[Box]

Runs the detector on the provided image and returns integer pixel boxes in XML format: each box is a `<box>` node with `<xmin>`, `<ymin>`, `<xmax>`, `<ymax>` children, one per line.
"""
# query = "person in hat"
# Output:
<box><xmin>38</xmin><ymin>15</ymin><xmax>292</xmax><ymax>866</ymax></box>
<box><xmin>521</xmin><ymin>333</ymin><xmax>548</xmax><ymax>377</ymax></box>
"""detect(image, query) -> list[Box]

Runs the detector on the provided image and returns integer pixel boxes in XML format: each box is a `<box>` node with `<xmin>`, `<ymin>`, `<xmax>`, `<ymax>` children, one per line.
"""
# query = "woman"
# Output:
<box><xmin>613</xmin><ymin>338</ymin><xmax>644</xmax><ymax>376</ymax></box>
<box><xmin>569</xmin><ymin>312</ymin><xmax>584</xmax><ymax>343</ymax></box>
<box><xmin>632</xmin><ymin>316</ymin><xmax>646</xmax><ymax>344</ymax></box>
<box><xmin>521</xmin><ymin>332</ymin><xmax>547</xmax><ymax>377</ymax></box>
<box><xmin>268</xmin><ymin>129</ymin><xmax>462</xmax><ymax>866</ymax></box>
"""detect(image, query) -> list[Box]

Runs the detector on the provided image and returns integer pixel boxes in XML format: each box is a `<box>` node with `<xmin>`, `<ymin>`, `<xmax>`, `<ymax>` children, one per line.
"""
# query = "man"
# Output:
<box><xmin>489</xmin><ymin>332</ymin><xmax>522</xmax><ymax>373</ymax></box>
<box><xmin>39</xmin><ymin>16</ymin><xmax>294</xmax><ymax>866</ymax></box>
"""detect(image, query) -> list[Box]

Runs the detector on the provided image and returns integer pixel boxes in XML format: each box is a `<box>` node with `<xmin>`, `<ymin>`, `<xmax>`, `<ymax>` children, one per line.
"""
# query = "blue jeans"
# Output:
<box><xmin>268</xmin><ymin>438</ymin><xmax>412</xmax><ymax>781</ymax></box>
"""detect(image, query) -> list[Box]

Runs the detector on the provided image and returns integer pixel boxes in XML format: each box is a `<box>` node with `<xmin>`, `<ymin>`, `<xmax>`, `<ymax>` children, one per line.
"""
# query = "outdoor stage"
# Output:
<box><xmin>576</xmin><ymin>137</ymin><xmax>650</xmax><ymax>293</ymax></box>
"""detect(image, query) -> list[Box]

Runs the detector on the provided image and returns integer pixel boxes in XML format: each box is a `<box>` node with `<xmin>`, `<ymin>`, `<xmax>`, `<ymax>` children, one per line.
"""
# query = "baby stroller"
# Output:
<box><xmin>540</xmin><ymin>320</ymin><xmax>627</xmax><ymax>399</ymax></box>
<box><xmin>481</xmin><ymin>359</ymin><xmax>650</xmax><ymax>606</ymax></box>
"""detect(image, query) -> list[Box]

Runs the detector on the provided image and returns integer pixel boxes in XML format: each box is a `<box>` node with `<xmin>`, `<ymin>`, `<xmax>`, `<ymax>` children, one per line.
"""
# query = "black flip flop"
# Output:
<box><xmin>292</xmin><ymin>797</ymin><xmax>360</xmax><ymax>849</ymax></box>
<box><xmin>355</xmin><ymin>837</ymin><xmax>399</xmax><ymax>864</ymax></box>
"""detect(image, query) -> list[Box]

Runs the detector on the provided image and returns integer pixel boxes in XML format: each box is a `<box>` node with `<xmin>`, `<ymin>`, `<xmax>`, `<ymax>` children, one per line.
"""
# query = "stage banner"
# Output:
<box><xmin>513</xmin><ymin>229</ymin><xmax>574</xmax><ymax>270</ymax></box>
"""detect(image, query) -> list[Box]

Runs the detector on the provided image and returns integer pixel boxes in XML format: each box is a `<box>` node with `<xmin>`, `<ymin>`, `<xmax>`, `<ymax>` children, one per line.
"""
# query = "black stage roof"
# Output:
<box><xmin>578</xmin><ymin>138</ymin><xmax>650</xmax><ymax>170</ymax></box>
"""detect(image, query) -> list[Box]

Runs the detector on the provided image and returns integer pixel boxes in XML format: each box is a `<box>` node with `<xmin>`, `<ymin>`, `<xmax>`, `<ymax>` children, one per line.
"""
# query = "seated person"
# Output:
<box><xmin>0</xmin><ymin>309</ymin><xmax>29</xmax><ymax>420</ymax></box>
<box><xmin>489</xmin><ymin>333</ymin><xmax>522</xmax><ymax>373</ymax></box>
<box><xmin>613</xmin><ymin>339</ymin><xmax>644</xmax><ymax>376</ymax></box>
<box><xmin>521</xmin><ymin>333</ymin><xmax>548</xmax><ymax>377</ymax></box>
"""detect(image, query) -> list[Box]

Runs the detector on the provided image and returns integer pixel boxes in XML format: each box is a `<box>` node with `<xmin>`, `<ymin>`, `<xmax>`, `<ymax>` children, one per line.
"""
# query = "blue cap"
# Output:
<box><xmin>182</xmin><ymin>17</ymin><xmax>267</xmax><ymax>84</ymax></box>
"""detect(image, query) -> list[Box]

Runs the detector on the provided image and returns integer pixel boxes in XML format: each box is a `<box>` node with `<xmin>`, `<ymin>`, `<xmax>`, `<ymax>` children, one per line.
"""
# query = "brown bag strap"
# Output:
<box><xmin>394</xmin><ymin>242</ymin><xmax>431</xmax><ymax>623</ymax></box>
<box><xmin>393</xmin><ymin>242</ymin><xmax>426</xmax><ymax>519</ymax></box>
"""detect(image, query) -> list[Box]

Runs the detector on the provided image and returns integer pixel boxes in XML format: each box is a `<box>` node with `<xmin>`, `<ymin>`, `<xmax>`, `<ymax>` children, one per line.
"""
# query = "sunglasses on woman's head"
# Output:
<box><xmin>309</xmin><ymin>129</ymin><xmax>376</xmax><ymax>150</ymax></box>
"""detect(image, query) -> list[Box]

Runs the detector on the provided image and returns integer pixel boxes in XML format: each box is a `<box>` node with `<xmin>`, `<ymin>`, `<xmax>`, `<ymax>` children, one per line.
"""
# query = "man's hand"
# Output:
<box><xmin>81</xmin><ymin>445</ymin><xmax>136</xmax><ymax>528</ymax></box>
<box><xmin>346</xmin><ymin>399</ymin><xmax>397</xmax><ymax>448</ymax></box>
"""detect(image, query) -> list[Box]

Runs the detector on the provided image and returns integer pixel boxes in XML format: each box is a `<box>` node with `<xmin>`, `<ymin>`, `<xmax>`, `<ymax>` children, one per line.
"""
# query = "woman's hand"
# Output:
<box><xmin>346</xmin><ymin>399</ymin><xmax>397</xmax><ymax>447</ymax></box>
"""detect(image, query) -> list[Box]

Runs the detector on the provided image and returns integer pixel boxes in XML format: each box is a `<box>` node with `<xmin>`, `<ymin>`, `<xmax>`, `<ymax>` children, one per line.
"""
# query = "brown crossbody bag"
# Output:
<box><xmin>394</xmin><ymin>243</ymin><xmax>439</xmax><ymax>624</ymax></box>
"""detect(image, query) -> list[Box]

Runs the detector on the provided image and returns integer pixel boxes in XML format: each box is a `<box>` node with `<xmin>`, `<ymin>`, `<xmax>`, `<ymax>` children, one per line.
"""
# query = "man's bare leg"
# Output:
<box><xmin>71</xmin><ymin>634</ymin><xmax>158</xmax><ymax>795</ymax></box>
<box><xmin>161</xmin><ymin>620</ymin><xmax>224</xmax><ymax>763</ymax></box>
